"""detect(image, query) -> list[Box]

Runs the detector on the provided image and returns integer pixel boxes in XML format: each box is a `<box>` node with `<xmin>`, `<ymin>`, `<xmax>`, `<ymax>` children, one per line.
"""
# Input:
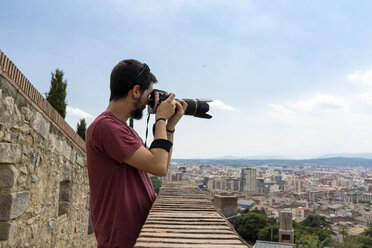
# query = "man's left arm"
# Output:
<box><xmin>165</xmin><ymin>100</ymin><xmax>187</xmax><ymax>172</ymax></box>
<box><xmin>165</xmin><ymin>131</ymin><xmax>174</xmax><ymax>171</ymax></box>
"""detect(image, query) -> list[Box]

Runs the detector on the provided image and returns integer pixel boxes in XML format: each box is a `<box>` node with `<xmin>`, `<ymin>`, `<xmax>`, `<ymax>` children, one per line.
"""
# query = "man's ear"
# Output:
<box><xmin>131</xmin><ymin>85</ymin><xmax>141</xmax><ymax>99</ymax></box>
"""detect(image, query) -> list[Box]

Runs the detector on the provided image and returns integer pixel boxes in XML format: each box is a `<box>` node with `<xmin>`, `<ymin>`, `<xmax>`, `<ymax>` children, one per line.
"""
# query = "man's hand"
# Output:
<box><xmin>155</xmin><ymin>92</ymin><xmax>177</xmax><ymax>120</ymax></box>
<box><xmin>167</xmin><ymin>100</ymin><xmax>188</xmax><ymax>130</ymax></box>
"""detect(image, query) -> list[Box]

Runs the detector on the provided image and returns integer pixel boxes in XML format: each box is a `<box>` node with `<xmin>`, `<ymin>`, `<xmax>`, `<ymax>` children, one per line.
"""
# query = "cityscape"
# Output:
<box><xmin>164</xmin><ymin>158</ymin><xmax>372</xmax><ymax>246</ymax></box>
<box><xmin>3</xmin><ymin>1</ymin><xmax>372</xmax><ymax>247</ymax></box>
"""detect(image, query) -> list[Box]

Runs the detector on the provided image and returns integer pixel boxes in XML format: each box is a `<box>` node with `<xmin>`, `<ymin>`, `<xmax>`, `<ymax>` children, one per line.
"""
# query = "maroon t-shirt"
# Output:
<box><xmin>86</xmin><ymin>111</ymin><xmax>155</xmax><ymax>248</ymax></box>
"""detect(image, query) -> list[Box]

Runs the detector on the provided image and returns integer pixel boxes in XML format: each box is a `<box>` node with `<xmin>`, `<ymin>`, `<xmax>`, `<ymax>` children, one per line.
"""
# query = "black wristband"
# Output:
<box><xmin>166</xmin><ymin>128</ymin><xmax>175</xmax><ymax>133</ymax></box>
<box><xmin>155</xmin><ymin>118</ymin><xmax>166</xmax><ymax>124</ymax></box>
<box><xmin>149</xmin><ymin>139</ymin><xmax>173</xmax><ymax>152</ymax></box>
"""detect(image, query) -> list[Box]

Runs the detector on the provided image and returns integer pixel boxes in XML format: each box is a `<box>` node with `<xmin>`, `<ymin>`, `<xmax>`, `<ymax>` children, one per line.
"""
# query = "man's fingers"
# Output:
<box><xmin>175</xmin><ymin>101</ymin><xmax>183</xmax><ymax>110</ymax></box>
<box><xmin>179</xmin><ymin>100</ymin><xmax>188</xmax><ymax>111</ymax></box>
<box><xmin>166</xmin><ymin>93</ymin><xmax>176</xmax><ymax>101</ymax></box>
<box><xmin>176</xmin><ymin>100</ymin><xmax>188</xmax><ymax>112</ymax></box>
<box><xmin>154</xmin><ymin>92</ymin><xmax>159</xmax><ymax>108</ymax></box>
<box><xmin>173</xmin><ymin>100</ymin><xmax>187</xmax><ymax>116</ymax></box>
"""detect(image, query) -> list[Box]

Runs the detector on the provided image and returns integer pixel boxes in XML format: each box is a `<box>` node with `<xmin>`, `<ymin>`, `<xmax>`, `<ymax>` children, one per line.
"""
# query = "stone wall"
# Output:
<box><xmin>0</xmin><ymin>50</ymin><xmax>96</xmax><ymax>247</ymax></box>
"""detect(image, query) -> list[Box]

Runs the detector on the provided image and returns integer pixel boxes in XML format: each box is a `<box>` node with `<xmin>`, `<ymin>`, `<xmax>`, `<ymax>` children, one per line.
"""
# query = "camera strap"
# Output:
<box><xmin>144</xmin><ymin>113</ymin><xmax>151</xmax><ymax>147</ymax></box>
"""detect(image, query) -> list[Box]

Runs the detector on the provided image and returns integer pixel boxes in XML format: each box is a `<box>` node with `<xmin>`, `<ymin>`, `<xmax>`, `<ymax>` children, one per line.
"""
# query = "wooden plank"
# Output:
<box><xmin>135</xmin><ymin>237</ymin><xmax>244</xmax><ymax>244</ymax></box>
<box><xmin>153</xmin><ymin>204</ymin><xmax>211</xmax><ymax>207</ymax></box>
<box><xmin>154</xmin><ymin>202</ymin><xmax>211</xmax><ymax>205</ymax></box>
<box><xmin>149</xmin><ymin>212</ymin><xmax>221</xmax><ymax>217</ymax></box>
<box><xmin>147</xmin><ymin>217</ymin><xmax>224</xmax><ymax>221</ymax></box>
<box><xmin>140</xmin><ymin>224</ymin><xmax>232</xmax><ymax>230</ymax></box>
<box><xmin>135</xmin><ymin>243</ymin><xmax>248</xmax><ymax>248</ymax></box>
<box><xmin>146</xmin><ymin>218</ymin><xmax>226</xmax><ymax>222</ymax></box>
<box><xmin>150</xmin><ymin>210</ymin><xmax>216</xmax><ymax>214</ymax></box>
<box><xmin>139</xmin><ymin>232</ymin><xmax>239</xmax><ymax>239</ymax></box>
<box><xmin>148</xmin><ymin>215</ymin><xmax>220</xmax><ymax>219</ymax></box>
<box><xmin>148</xmin><ymin>215</ymin><xmax>223</xmax><ymax>219</ymax></box>
<box><xmin>144</xmin><ymin>221</ymin><xmax>228</xmax><ymax>225</ymax></box>
<box><xmin>154</xmin><ymin>199</ymin><xmax>210</xmax><ymax>202</ymax></box>
<box><xmin>140</xmin><ymin>228</ymin><xmax>235</xmax><ymax>234</ymax></box>
<box><xmin>154</xmin><ymin>204</ymin><xmax>211</xmax><ymax>206</ymax></box>
<box><xmin>153</xmin><ymin>204</ymin><xmax>213</xmax><ymax>207</ymax></box>
<box><xmin>151</xmin><ymin>208</ymin><xmax>216</xmax><ymax>212</ymax></box>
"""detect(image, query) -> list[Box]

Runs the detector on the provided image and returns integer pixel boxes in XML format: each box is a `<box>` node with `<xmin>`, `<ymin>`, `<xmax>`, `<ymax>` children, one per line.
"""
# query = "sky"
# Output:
<box><xmin>2</xmin><ymin>0</ymin><xmax>372</xmax><ymax>159</ymax></box>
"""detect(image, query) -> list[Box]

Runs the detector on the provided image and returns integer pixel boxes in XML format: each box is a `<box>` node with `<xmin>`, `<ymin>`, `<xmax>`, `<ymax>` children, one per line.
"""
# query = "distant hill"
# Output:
<box><xmin>318</xmin><ymin>153</ymin><xmax>372</xmax><ymax>159</ymax></box>
<box><xmin>172</xmin><ymin>157</ymin><xmax>372</xmax><ymax>167</ymax></box>
<box><xmin>208</xmin><ymin>153</ymin><xmax>372</xmax><ymax>160</ymax></box>
<box><xmin>211</xmin><ymin>155</ymin><xmax>290</xmax><ymax>160</ymax></box>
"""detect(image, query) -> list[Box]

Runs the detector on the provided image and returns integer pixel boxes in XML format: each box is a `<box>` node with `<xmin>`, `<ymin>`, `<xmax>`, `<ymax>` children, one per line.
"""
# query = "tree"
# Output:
<box><xmin>339</xmin><ymin>224</ymin><xmax>348</xmax><ymax>241</ymax></box>
<box><xmin>46</xmin><ymin>69</ymin><xmax>67</xmax><ymax>118</ymax></box>
<box><xmin>252</xmin><ymin>208</ymin><xmax>267</xmax><ymax>217</ymax></box>
<box><xmin>242</xmin><ymin>208</ymin><xmax>267</xmax><ymax>215</ymax></box>
<box><xmin>234</xmin><ymin>212</ymin><xmax>334</xmax><ymax>246</ymax></box>
<box><xmin>242</xmin><ymin>208</ymin><xmax>250</xmax><ymax>214</ymax></box>
<box><xmin>362</xmin><ymin>223</ymin><xmax>372</xmax><ymax>237</ymax></box>
<box><xmin>292</xmin><ymin>217</ymin><xmax>333</xmax><ymax>248</ymax></box>
<box><xmin>295</xmin><ymin>234</ymin><xmax>331</xmax><ymax>248</ymax></box>
<box><xmin>257</xmin><ymin>223</ymin><xmax>279</xmax><ymax>242</ymax></box>
<box><xmin>302</xmin><ymin>215</ymin><xmax>331</xmax><ymax>229</ymax></box>
<box><xmin>354</xmin><ymin>235</ymin><xmax>372</xmax><ymax>248</ymax></box>
<box><xmin>234</xmin><ymin>212</ymin><xmax>268</xmax><ymax>242</ymax></box>
<box><xmin>76</xmin><ymin>118</ymin><xmax>87</xmax><ymax>141</ymax></box>
<box><xmin>340</xmin><ymin>235</ymin><xmax>372</xmax><ymax>248</ymax></box>
<box><xmin>150</xmin><ymin>176</ymin><xmax>162</xmax><ymax>194</ymax></box>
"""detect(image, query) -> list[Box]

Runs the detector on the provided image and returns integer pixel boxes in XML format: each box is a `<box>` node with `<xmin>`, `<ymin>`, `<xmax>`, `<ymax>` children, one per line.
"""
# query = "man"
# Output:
<box><xmin>86</xmin><ymin>59</ymin><xmax>187</xmax><ymax>247</ymax></box>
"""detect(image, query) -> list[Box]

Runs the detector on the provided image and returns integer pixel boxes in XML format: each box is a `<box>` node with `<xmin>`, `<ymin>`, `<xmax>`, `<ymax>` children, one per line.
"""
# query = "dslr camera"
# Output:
<box><xmin>148</xmin><ymin>89</ymin><xmax>212</xmax><ymax>119</ymax></box>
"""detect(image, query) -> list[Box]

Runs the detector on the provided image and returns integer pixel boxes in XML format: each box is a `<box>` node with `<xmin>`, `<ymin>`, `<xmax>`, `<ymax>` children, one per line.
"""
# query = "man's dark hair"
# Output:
<box><xmin>110</xmin><ymin>59</ymin><xmax>157</xmax><ymax>101</ymax></box>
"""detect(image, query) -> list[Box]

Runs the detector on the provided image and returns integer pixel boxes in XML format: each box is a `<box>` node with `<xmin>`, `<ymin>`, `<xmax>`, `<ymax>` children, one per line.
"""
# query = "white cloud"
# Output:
<box><xmin>268</xmin><ymin>104</ymin><xmax>293</xmax><ymax>114</ymax></box>
<box><xmin>355</xmin><ymin>92</ymin><xmax>372</xmax><ymax>105</ymax></box>
<box><xmin>294</xmin><ymin>93</ymin><xmax>348</xmax><ymax>113</ymax></box>
<box><xmin>347</xmin><ymin>67</ymin><xmax>372</xmax><ymax>106</ymax></box>
<box><xmin>209</xmin><ymin>100</ymin><xmax>235</xmax><ymax>111</ymax></box>
<box><xmin>66</xmin><ymin>106</ymin><xmax>93</xmax><ymax>119</ymax></box>
<box><xmin>269</xmin><ymin>93</ymin><xmax>348</xmax><ymax>115</ymax></box>
<box><xmin>347</xmin><ymin>67</ymin><xmax>372</xmax><ymax>87</ymax></box>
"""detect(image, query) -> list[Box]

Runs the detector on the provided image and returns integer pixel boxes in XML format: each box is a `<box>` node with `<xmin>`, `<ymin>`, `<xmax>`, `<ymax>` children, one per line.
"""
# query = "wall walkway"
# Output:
<box><xmin>135</xmin><ymin>181</ymin><xmax>250</xmax><ymax>248</ymax></box>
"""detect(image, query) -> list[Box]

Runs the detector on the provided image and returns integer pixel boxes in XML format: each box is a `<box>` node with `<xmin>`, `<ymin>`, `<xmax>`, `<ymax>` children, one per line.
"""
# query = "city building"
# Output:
<box><xmin>241</xmin><ymin>166</ymin><xmax>257</xmax><ymax>192</ymax></box>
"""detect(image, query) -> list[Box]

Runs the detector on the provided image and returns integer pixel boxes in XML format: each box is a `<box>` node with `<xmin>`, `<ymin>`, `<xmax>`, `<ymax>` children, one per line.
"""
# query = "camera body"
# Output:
<box><xmin>148</xmin><ymin>89</ymin><xmax>212</xmax><ymax>119</ymax></box>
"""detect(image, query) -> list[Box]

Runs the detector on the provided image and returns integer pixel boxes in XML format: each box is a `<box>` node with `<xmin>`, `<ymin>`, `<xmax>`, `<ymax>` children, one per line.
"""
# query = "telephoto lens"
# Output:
<box><xmin>148</xmin><ymin>89</ymin><xmax>212</xmax><ymax>119</ymax></box>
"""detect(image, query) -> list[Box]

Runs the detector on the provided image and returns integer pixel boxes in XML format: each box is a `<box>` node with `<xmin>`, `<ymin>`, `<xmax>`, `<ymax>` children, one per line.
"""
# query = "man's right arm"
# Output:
<box><xmin>124</xmin><ymin>120</ymin><xmax>169</xmax><ymax>176</ymax></box>
<box><xmin>123</xmin><ymin>93</ymin><xmax>178</xmax><ymax>177</ymax></box>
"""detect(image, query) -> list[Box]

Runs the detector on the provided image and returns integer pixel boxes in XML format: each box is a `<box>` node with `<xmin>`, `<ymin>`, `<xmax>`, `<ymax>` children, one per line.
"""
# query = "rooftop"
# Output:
<box><xmin>253</xmin><ymin>240</ymin><xmax>296</xmax><ymax>248</ymax></box>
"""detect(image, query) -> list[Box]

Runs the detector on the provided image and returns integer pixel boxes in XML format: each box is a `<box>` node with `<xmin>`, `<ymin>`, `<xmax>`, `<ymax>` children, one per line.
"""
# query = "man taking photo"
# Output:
<box><xmin>86</xmin><ymin>59</ymin><xmax>187</xmax><ymax>247</ymax></box>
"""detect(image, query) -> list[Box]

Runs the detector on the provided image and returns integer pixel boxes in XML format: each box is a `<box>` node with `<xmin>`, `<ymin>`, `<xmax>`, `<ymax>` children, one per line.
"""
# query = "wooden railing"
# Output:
<box><xmin>135</xmin><ymin>181</ymin><xmax>250</xmax><ymax>248</ymax></box>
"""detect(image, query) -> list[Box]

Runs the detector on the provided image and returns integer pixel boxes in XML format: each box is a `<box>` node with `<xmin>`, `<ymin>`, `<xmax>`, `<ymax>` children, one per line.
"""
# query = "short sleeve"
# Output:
<box><xmin>94</xmin><ymin>118</ymin><xmax>143</xmax><ymax>164</ymax></box>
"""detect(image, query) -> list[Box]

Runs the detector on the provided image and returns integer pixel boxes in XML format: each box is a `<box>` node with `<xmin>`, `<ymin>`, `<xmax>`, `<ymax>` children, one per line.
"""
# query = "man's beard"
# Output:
<box><xmin>130</xmin><ymin>98</ymin><xmax>146</xmax><ymax>120</ymax></box>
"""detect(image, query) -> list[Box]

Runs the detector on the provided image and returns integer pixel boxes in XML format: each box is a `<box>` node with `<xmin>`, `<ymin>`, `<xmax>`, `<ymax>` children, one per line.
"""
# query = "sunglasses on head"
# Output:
<box><xmin>131</xmin><ymin>63</ymin><xmax>150</xmax><ymax>88</ymax></box>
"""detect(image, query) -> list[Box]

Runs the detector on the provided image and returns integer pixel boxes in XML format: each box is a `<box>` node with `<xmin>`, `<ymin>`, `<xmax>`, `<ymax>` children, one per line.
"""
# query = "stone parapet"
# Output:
<box><xmin>0</xmin><ymin>50</ymin><xmax>95</xmax><ymax>247</ymax></box>
<box><xmin>0</xmin><ymin>50</ymin><xmax>85</xmax><ymax>153</ymax></box>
